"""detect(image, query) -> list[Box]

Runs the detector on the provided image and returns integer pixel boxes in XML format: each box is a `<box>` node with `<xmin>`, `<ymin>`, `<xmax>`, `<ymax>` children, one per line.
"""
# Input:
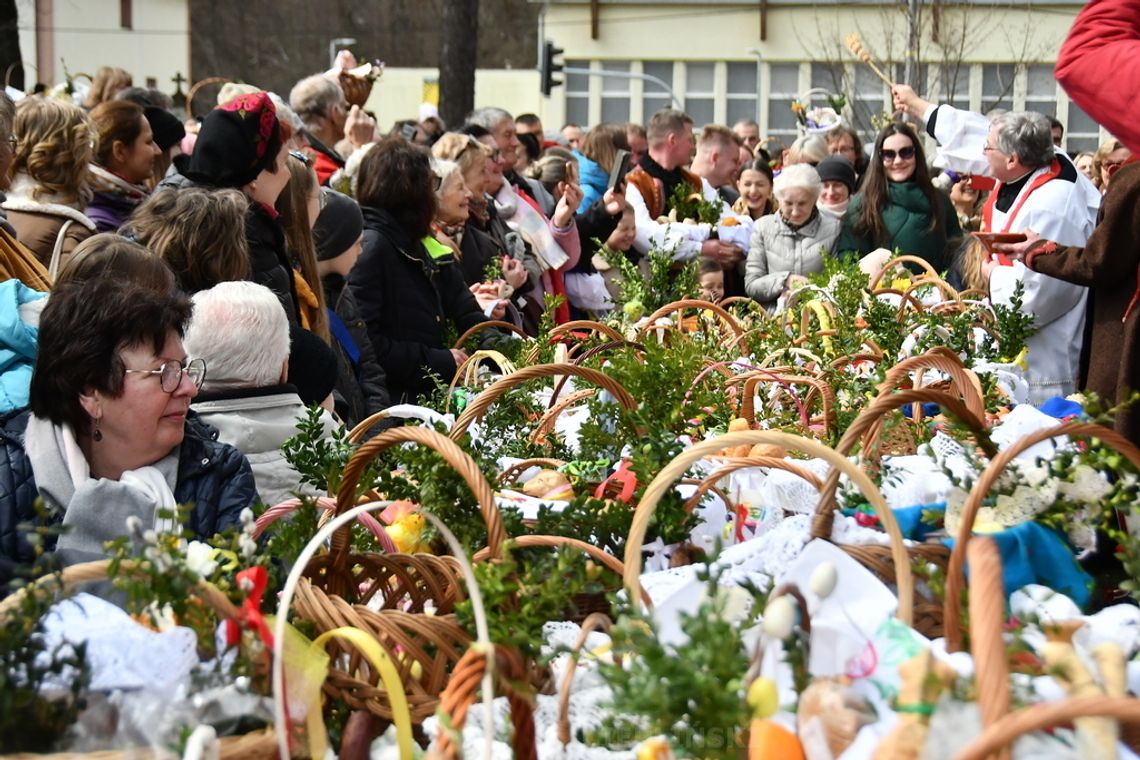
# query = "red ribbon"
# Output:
<box><xmin>593</xmin><ymin>459</ymin><xmax>638</xmax><ymax>503</ymax></box>
<box><xmin>225</xmin><ymin>566</ymin><xmax>274</xmax><ymax>649</ymax></box>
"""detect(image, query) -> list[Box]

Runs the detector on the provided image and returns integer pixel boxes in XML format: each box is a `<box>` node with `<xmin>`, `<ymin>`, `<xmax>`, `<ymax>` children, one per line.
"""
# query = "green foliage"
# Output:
<box><xmin>598</xmin><ymin>243</ymin><xmax>699</xmax><ymax>319</ymax></box>
<box><xmin>989</xmin><ymin>279</ymin><xmax>1037</xmax><ymax>362</ymax></box>
<box><xmin>455</xmin><ymin>543</ymin><xmax>603</xmax><ymax>662</ymax></box>
<box><xmin>0</xmin><ymin>519</ymin><xmax>90</xmax><ymax>754</ymax></box>
<box><xmin>667</xmin><ymin>183</ymin><xmax>724</xmax><ymax>226</ymax></box>
<box><xmin>282</xmin><ymin>405</ymin><xmax>380</xmax><ymax>496</ymax></box>
<box><xmin>590</xmin><ymin>564</ymin><xmax>766</xmax><ymax>758</ymax></box>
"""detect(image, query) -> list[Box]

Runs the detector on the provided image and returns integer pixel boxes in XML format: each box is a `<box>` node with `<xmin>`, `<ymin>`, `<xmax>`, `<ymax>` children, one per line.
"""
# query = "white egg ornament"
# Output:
<box><xmin>809</xmin><ymin>562</ymin><xmax>838</xmax><ymax>600</ymax></box>
<box><xmin>763</xmin><ymin>594</ymin><xmax>797</xmax><ymax>640</ymax></box>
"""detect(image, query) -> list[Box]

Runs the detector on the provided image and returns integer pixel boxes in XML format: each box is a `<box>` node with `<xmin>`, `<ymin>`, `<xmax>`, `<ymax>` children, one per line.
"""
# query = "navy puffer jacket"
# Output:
<box><xmin>0</xmin><ymin>409</ymin><xmax>261</xmax><ymax>591</ymax></box>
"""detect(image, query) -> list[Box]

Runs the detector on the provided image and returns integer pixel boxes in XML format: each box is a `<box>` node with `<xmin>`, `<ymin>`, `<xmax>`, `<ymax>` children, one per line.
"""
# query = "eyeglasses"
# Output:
<box><xmin>124</xmin><ymin>358</ymin><xmax>207</xmax><ymax>393</ymax></box>
<box><xmin>288</xmin><ymin>150</ymin><xmax>313</xmax><ymax>166</ymax></box>
<box><xmin>881</xmin><ymin>146</ymin><xmax>916</xmax><ymax>162</ymax></box>
<box><xmin>982</xmin><ymin>144</ymin><xmax>1000</xmax><ymax>153</ymax></box>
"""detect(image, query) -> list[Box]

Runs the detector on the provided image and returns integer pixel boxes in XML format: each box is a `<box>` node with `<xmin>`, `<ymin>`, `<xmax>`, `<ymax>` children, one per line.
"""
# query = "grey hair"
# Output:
<box><xmin>185</xmin><ymin>281</ymin><xmax>290</xmax><ymax>391</ymax></box>
<box><xmin>773</xmin><ymin>163</ymin><xmax>822</xmax><ymax>201</ymax></box>
<box><xmin>786</xmin><ymin>134</ymin><xmax>829</xmax><ymax>166</ymax></box>
<box><xmin>991</xmin><ymin>111</ymin><xmax>1055</xmax><ymax>168</ymax></box>
<box><xmin>466</xmin><ymin>107</ymin><xmax>513</xmax><ymax>132</ymax></box>
<box><xmin>288</xmin><ymin>74</ymin><xmax>345</xmax><ymax>129</ymax></box>
<box><xmin>431</xmin><ymin>158</ymin><xmax>463</xmax><ymax>196</ymax></box>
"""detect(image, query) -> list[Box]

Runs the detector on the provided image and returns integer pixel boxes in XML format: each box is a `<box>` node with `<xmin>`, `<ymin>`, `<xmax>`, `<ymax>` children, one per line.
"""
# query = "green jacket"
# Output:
<box><xmin>836</xmin><ymin>180</ymin><xmax>961</xmax><ymax>273</ymax></box>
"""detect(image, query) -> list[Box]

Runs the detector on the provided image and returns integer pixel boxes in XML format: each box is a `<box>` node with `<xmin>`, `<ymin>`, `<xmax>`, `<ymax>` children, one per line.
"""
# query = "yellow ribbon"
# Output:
<box><xmin>804</xmin><ymin>299</ymin><xmax>835</xmax><ymax>354</ymax></box>
<box><xmin>210</xmin><ymin>548</ymin><xmax>240</xmax><ymax>573</ymax></box>
<box><xmin>271</xmin><ymin>616</ymin><xmax>415</xmax><ymax>760</ymax></box>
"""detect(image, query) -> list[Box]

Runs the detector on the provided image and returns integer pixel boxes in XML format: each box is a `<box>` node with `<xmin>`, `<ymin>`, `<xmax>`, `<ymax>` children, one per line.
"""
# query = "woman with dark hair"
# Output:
<box><xmin>836</xmin><ymin>122</ymin><xmax>960</xmax><ymax>272</ymax></box>
<box><xmin>732</xmin><ymin>158</ymin><xmax>776</xmax><ymax>220</ymax></box>
<box><xmin>179</xmin><ymin>91</ymin><xmax>298</xmax><ymax>322</ymax></box>
<box><xmin>85</xmin><ymin>100</ymin><xmax>160</xmax><ymax>232</ymax></box>
<box><xmin>0</xmin><ymin>276</ymin><xmax>259</xmax><ymax>588</ymax></box>
<box><xmin>348</xmin><ymin>136</ymin><xmax>489</xmax><ymax>403</ymax></box>
<box><xmin>56</xmin><ymin>233</ymin><xmax>178</xmax><ymax>293</ymax></box>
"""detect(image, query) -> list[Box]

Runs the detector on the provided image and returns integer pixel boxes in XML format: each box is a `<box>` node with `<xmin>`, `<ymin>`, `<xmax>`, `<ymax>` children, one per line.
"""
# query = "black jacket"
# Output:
<box><xmin>457</xmin><ymin>223</ymin><xmax>504</xmax><ymax>287</ymax></box>
<box><xmin>348</xmin><ymin>207</ymin><xmax>488</xmax><ymax>404</ymax></box>
<box><xmin>0</xmin><ymin>409</ymin><xmax>261</xmax><ymax>591</ymax></box>
<box><xmin>245</xmin><ymin>201</ymin><xmax>301</xmax><ymax>325</ymax></box>
<box><xmin>321</xmin><ymin>273</ymin><xmax>393</xmax><ymax>427</ymax></box>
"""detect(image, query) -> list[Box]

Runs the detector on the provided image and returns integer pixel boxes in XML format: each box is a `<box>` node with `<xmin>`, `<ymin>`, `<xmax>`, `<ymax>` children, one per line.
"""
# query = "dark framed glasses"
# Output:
<box><xmin>881</xmin><ymin>146</ymin><xmax>916</xmax><ymax>162</ymax></box>
<box><xmin>124</xmin><ymin>358</ymin><xmax>207</xmax><ymax>393</ymax></box>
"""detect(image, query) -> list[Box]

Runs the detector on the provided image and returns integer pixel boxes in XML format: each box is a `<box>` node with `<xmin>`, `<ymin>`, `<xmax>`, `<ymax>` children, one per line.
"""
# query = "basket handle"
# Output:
<box><xmin>944</xmin><ymin>420</ymin><xmax>1140</xmax><ymax>652</ymax></box>
<box><xmin>878</xmin><ymin>346</ymin><xmax>986</xmax><ymax>422</ymax></box>
<box><xmin>811</xmin><ymin>387</ymin><xmax>994</xmax><ymax>541</ymax></box>
<box><xmin>953</xmin><ymin>697</ymin><xmax>1140</xmax><ymax>760</ymax></box>
<box><xmin>435</xmin><ymin>644</ymin><xmax>537</xmax><ymax>760</ymax></box>
<box><xmin>624</xmin><ymin>430</ymin><xmax>913</xmax><ymax>626</ymax></box>
<box><xmin>333</xmin><ymin>426</ymin><xmax>504</xmax><ymax>567</ymax></box>
<box><xmin>449</xmin><ymin>363</ymin><xmax>637</xmax><ymax>440</ymax></box>
<box><xmin>683</xmin><ymin>456</ymin><xmax>823</xmax><ymax>513</ymax></box>
<box><xmin>640</xmin><ymin>298</ymin><xmax>745</xmax><ymax>340</ymax></box>
<box><xmin>444</xmin><ymin>349</ymin><xmax>518</xmax><ymax>414</ymax></box>
<box><xmin>867</xmin><ymin>255</ymin><xmax>944</xmax><ymax>290</ymax></box>
<box><xmin>497</xmin><ymin>458</ymin><xmax>567</xmax><ymax>487</ymax></box>
<box><xmin>0</xmin><ymin>559</ymin><xmax>238</xmax><ymax>623</ymax></box>
<box><xmin>557</xmin><ymin>612</ymin><xmax>615</xmax><ymax>746</ymax></box>
<box><xmin>968</xmin><ymin>536</ymin><xmax>1012</xmax><ymax>748</ymax></box>
<box><xmin>452</xmin><ymin>319</ymin><xmax>530</xmax><ymax>350</ymax></box>
<box><xmin>472</xmin><ymin>534</ymin><xmax>652</xmax><ymax>608</ymax></box>
<box><xmin>530</xmin><ymin>389</ymin><xmax>595</xmax><ymax>445</ymax></box>
<box><xmin>742</xmin><ymin>372</ymin><xmax>836</xmax><ymax>436</ymax></box>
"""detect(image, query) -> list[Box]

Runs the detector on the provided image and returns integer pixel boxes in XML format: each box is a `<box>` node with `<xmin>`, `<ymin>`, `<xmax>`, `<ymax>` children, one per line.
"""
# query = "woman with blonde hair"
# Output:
<box><xmin>1091</xmin><ymin>139</ymin><xmax>1132</xmax><ymax>193</ymax></box>
<box><xmin>575</xmin><ymin>123</ymin><xmax>630</xmax><ymax>211</ymax></box>
<box><xmin>83</xmin><ymin>66</ymin><xmax>132</xmax><ymax>110</ymax></box>
<box><xmin>784</xmin><ymin>133</ymin><xmax>828</xmax><ymax>167</ymax></box>
<box><xmin>2</xmin><ymin>98</ymin><xmax>96</xmax><ymax>272</ymax></box>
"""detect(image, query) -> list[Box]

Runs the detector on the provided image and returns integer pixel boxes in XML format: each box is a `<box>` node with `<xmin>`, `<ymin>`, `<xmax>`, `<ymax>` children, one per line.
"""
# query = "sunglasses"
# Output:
<box><xmin>881</xmin><ymin>146</ymin><xmax>916</xmax><ymax>162</ymax></box>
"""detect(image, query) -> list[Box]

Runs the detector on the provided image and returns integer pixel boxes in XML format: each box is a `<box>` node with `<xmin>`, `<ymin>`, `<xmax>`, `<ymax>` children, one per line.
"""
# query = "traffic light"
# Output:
<box><xmin>540</xmin><ymin>40</ymin><xmax>564</xmax><ymax>97</ymax></box>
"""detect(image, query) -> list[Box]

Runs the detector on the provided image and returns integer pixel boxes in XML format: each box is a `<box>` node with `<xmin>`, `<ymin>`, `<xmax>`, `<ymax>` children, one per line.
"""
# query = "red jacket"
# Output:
<box><xmin>1055</xmin><ymin>0</ymin><xmax>1140</xmax><ymax>153</ymax></box>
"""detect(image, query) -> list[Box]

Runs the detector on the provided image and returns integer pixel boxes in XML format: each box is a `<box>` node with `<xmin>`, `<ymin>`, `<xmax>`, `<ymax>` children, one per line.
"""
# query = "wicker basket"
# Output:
<box><xmin>0</xmin><ymin>560</ymin><xmax>277</xmax><ymax>760</ymax></box>
<box><xmin>638</xmin><ymin>298</ymin><xmax>746</xmax><ymax>348</ymax></box>
<box><xmin>434</xmin><ymin>645</ymin><xmax>538</xmax><ymax>760</ymax></box>
<box><xmin>810</xmin><ymin>386</ymin><xmax>995</xmax><ymax>638</ymax></box>
<box><xmin>624</xmin><ymin>429</ymin><xmax>915</xmax><ymax>626</ymax></box>
<box><xmin>452</xmin><ymin>319</ymin><xmax>531</xmax><ymax>351</ymax></box>
<box><xmin>523</xmin><ymin>320</ymin><xmax>625</xmax><ymax>364</ymax></box>
<box><xmin>943</xmin><ymin>420</ymin><xmax>1140</xmax><ymax>653</ymax></box>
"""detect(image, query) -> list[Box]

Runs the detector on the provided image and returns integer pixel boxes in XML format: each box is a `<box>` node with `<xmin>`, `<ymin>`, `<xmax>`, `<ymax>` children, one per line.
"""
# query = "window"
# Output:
<box><xmin>601</xmin><ymin>61</ymin><xmax>631</xmax><ymax>123</ymax></box>
<box><xmin>1066</xmin><ymin>101</ymin><xmax>1101</xmax><ymax>153</ymax></box>
<box><xmin>685</xmin><ymin>62</ymin><xmax>715</xmax><ymax>128</ymax></box>
<box><xmin>981</xmin><ymin>64</ymin><xmax>1015</xmax><ymax>114</ymax></box>
<box><xmin>937</xmin><ymin>63</ymin><xmax>971</xmax><ymax>112</ymax></box>
<box><xmin>120</xmin><ymin>0</ymin><xmax>132</xmax><ymax>29</ymax></box>
<box><xmin>1024</xmin><ymin>64</ymin><xmax>1056</xmax><ymax>114</ymax></box>
<box><xmin>642</xmin><ymin>61</ymin><xmax>674</xmax><ymax>118</ymax></box>
<box><xmin>725</xmin><ymin>62</ymin><xmax>758</xmax><ymax>126</ymax></box>
<box><xmin>767</xmin><ymin>63</ymin><xmax>800</xmax><ymax>144</ymax></box>
<box><xmin>850</xmin><ymin>66</ymin><xmax>887</xmax><ymax>139</ymax></box>
<box><xmin>565</xmin><ymin>59</ymin><xmax>589</xmax><ymax>128</ymax></box>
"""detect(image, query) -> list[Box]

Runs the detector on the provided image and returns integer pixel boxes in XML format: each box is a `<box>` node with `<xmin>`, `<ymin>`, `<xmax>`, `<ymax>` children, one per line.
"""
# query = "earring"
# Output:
<box><xmin>93</xmin><ymin>417</ymin><xmax>102</xmax><ymax>442</ymax></box>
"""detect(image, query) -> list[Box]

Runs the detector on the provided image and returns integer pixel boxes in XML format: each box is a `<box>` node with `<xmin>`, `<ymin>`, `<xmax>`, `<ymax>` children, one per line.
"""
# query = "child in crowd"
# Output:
<box><xmin>698</xmin><ymin>259</ymin><xmax>725</xmax><ymax>303</ymax></box>
<box><xmin>312</xmin><ymin>188</ymin><xmax>392</xmax><ymax>432</ymax></box>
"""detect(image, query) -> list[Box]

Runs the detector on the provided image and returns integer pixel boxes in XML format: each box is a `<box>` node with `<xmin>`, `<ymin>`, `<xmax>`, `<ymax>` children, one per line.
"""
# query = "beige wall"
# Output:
<box><xmin>16</xmin><ymin>0</ymin><xmax>189</xmax><ymax>94</ymax></box>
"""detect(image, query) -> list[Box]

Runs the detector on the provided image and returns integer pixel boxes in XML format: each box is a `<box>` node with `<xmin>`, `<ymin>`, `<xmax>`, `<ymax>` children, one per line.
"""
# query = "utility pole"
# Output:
<box><xmin>439</xmin><ymin>0</ymin><xmax>478</xmax><ymax>128</ymax></box>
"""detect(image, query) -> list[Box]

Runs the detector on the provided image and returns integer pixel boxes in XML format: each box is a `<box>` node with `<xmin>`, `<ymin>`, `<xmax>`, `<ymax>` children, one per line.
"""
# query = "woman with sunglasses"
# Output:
<box><xmin>0</xmin><ymin>274</ymin><xmax>259</xmax><ymax>590</ymax></box>
<box><xmin>836</xmin><ymin>123</ymin><xmax>960</xmax><ymax>273</ymax></box>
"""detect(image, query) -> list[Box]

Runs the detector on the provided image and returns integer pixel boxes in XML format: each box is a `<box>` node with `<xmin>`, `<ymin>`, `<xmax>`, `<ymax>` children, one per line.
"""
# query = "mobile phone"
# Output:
<box><xmin>400</xmin><ymin>123</ymin><xmax>418</xmax><ymax>141</ymax></box>
<box><xmin>608</xmin><ymin>149</ymin><xmax>632</xmax><ymax>192</ymax></box>
<box><xmin>968</xmin><ymin>174</ymin><xmax>997</xmax><ymax>192</ymax></box>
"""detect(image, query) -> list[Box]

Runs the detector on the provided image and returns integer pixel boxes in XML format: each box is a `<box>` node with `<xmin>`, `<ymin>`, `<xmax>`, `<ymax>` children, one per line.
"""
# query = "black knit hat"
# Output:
<box><xmin>185</xmin><ymin>91</ymin><xmax>285</xmax><ymax>189</ymax></box>
<box><xmin>313</xmin><ymin>189</ymin><xmax>364</xmax><ymax>262</ymax></box>
<box><xmin>287</xmin><ymin>324</ymin><xmax>338</xmax><ymax>406</ymax></box>
<box><xmin>144</xmin><ymin>106</ymin><xmax>186</xmax><ymax>153</ymax></box>
<box><xmin>816</xmin><ymin>155</ymin><xmax>856</xmax><ymax>193</ymax></box>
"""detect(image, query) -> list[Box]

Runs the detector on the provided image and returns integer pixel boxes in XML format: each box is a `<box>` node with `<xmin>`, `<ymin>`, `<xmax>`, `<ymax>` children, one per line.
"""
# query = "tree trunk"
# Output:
<box><xmin>0</xmin><ymin>0</ymin><xmax>22</xmax><ymax>91</ymax></box>
<box><xmin>439</xmin><ymin>0</ymin><xmax>478</xmax><ymax>129</ymax></box>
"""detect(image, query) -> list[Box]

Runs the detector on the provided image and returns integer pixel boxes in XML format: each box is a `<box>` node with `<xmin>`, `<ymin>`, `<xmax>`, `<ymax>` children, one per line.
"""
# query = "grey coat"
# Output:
<box><xmin>744</xmin><ymin>211</ymin><xmax>841</xmax><ymax>308</ymax></box>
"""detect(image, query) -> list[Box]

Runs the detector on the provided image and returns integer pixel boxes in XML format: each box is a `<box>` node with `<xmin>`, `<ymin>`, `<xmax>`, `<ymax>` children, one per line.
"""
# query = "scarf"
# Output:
<box><xmin>87</xmin><ymin>164</ymin><xmax>149</xmax><ymax>207</ymax></box>
<box><xmin>639</xmin><ymin>152</ymin><xmax>689</xmax><ymax>204</ymax></box>
<box><xmin>24</xmin><ymin>414</ymin><xmax>179</xmax><ymax>568</ymax></box>
<box><xmin>292</xmin><ymin>270</ymin><xmax>321</xmax><ymax>332</ymax></box>
<box><xmin>781</xmin><ymin>207</ymin><xmax>819</xmax><ymax>232</ymax></box>
<box><xmin>468</xmin><ymin>193</ymin><xmax>490</xmax><ymax>226</ymax></box>
<box><xmin>433</xmin><ymin>220</ymin><xmax>465</xmax><ymax>250</ymax></box>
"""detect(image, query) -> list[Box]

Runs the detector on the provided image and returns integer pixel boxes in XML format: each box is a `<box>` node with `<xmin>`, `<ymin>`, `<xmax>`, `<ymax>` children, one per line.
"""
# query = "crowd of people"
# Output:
<box><xmin>0</xmin><ymin>0</ymin><xmax>1135</xmax><ymax>587</ymax></box>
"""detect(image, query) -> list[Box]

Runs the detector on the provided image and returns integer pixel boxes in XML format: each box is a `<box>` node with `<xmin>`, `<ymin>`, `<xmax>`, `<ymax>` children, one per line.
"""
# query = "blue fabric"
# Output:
<box><xmin>0</xmin><ymin>281</ymin><xmax>45</xmax><ymax>414</ymax></box>
<box><xmin>327</xmin><ymin>307</ymin><xmax>361</xmax><ymax>365</ymax></box>
<box><xmin>943</xmin><ymin>521</ymin><xmax>1093</xmax><ymax>609</ymax></box>
<box><xmin>1038</xmin><ymin>396</ymin><xmax>1084</xmax><ymax>419</ymax></box>
<box><xmin>841</xmin><ymin>503</ymin><xmax>944</xmax><ymax>541</ymax></box>
<box><xmin>575</xmin><ymin>151</ymin><xmax>610</xmax><ymax>214</ymax></box>
<box><xmin>900</xmin><ymin>402</ymin><xmax>942</xmax><ymax>419</ymax></box>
